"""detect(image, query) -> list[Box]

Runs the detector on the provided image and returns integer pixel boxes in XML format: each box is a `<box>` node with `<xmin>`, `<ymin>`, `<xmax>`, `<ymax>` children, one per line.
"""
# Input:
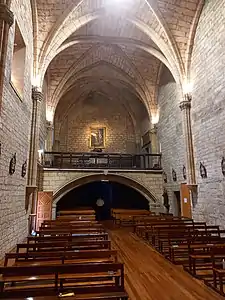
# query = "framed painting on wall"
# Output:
<box><xmin>89</xmin><ymin>127</ymin><xmax>106</xmax><ymax>149</ymax></box>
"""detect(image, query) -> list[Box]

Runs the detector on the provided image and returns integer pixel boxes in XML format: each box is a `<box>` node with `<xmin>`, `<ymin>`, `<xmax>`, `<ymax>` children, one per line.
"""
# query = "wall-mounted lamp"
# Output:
<box><xmin>200</xmin><ymin>162</ymin><xmax>207</xmax><ymax>178</ymax></box>
<box><xmin>32</xmin><ymin>74</ymin><xmax>41</xmax><ymax>88</ymax></box>
<box><xmin>46</xmin><ymin>108</ymin><xmax>54</xmax><ymax>123</ymax></box>
<box><xmin>184</xmin><ymin>93</ymin><xmax>192</xmax><ymax>102</ymax></box>
<box><xmin>38</xmin><ymin>149</ymin><xmax>44</xmax><ymax>164</ymax></box>
<box><xmin>162</xmin><ymin>171</ymin><xmax>167</xmax><ymax>183</ymax></box>
<box><xmin>183</xmin><ymin>165</ymin><xmax>187</xmax><ymax>180</ymax></box>
<box><xmin>9</xmin><ymin>153</ymin><xmax>16</xmax><ymax>175</ymax></box>
<box><xmin>151</xmin><ymin>108</ymin><xmax>160</xmax><ymax>125</ymax></box>
<box><xmin>221</xmin><ymin>157</ymin><xmax>225</xmax><ymax>176</ymax></box>
<box><xmin>183</xmin><ymin>82</ymin><xmax>193</xmax><ymax>94</ymax></box>
<box><xmin>21</xmin><ymin>160</ymin><xmax>27</xmax><ymax>177</ymax></box>
<box><xmin>172</xmin><ymin>168</ymin><xmax>177</xmax><ymax>182</ymax></box>
<box><xmin>183</xmin><ymin>82</ymin><xmax>193</xmax><ymax>101</ymax></box>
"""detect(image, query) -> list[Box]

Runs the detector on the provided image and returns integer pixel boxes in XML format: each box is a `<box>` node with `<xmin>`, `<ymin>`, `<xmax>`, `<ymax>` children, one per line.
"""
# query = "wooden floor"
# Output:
<box><xmin>109</xmin><ymin>228</ymin><xmax>224</xmax><ymax>300</ymax></box>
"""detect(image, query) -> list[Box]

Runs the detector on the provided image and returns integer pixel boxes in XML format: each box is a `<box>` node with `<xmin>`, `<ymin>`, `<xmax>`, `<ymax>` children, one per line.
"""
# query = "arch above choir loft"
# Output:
<box><xmin>40</xmin><ymin>171</ymin><xmax>164</xmax><ymax>218</ymax></box>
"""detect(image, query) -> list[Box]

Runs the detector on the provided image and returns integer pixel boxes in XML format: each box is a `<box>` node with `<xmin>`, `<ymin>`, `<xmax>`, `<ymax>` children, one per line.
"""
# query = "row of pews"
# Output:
<box><xmin>111</xmin><ymin>208</ymin><xmax>156</xmax><ymax>226</ymax></box>
<box><xmin>111</xmin><ymin>208</ymin><xmax>173</xmax><ymax>226</ymax></box>
<box><xmin>0</xmin><ymin>210</ymin><xmax>129</xmax><ymax>299</ymax></box>
<box><xmin>132</xmin><ymin>213</ymin><xmax>225</xmax><ymax>296</ymax></box>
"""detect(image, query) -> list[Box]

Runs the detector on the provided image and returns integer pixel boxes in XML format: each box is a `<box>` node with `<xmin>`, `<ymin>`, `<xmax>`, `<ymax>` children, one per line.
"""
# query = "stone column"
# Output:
<box><xmin>52</xmin><ymin>204</ymin><xmax>57</xmax><ymax>220</ymax></box>
<box><xmin>0</xmin><ymin>2</ymin><xmax>14</xmax><ymax>111</ymax></box>
<box><xmin>45</xmin><ymin>121</ymin><xmax>54</xmax><ymax>166</ymax></box>
<box><xmin>46</xmin><ymin>121</ymin><xmax>54</xmax><ymax>152</ymax></box>
<box><xmin>150</xmin><ymin>125</ymin><xmax>159</xmax><ymax>153</ymax></box>
<box><xmin>179</xmin><ymin>95</ymin><xmax>196</xmax><ymax>185</ymax></box>
<box><xmin>28</xmin><ymin>86</ymin><xmax>43</xmax><ymax>186</ymax></box>
<box><xmin>150</xmin><ymin>125</ymin><xmax>160</xmax><ymax>168</ymax></box>
<box><xmin>27</xmin><ymin>86</ymin><xmax>43</xmax><ymax>230</ymax></box>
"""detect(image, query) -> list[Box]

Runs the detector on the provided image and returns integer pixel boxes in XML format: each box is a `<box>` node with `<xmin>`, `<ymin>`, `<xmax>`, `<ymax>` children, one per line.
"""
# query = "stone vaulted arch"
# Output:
<box><xmin>53</xmin><ymin>173</ymin><xmax>160</xmax><ymax>207</ymax></box>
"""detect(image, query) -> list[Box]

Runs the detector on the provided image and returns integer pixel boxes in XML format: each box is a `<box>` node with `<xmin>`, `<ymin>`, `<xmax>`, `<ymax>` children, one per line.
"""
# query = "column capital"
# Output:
<box><xmin>32</xmin><ymin>86</ymin><xmax>43</xmax><ymax>103</ymax></box>
<box><xmin>179</xmin><ymin>100</ymin><xmax>191</xmax><ymax>111</ymax></box>
<box><xmin>0</xmin><ymin>4</ymin><xmax>14</xmax><ymax>27</ymax></box>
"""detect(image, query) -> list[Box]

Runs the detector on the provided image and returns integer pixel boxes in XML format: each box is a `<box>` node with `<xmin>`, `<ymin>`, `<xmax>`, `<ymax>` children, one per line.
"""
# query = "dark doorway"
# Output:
<box><xmin>174</xmin><ymin>191</ymin><xmax>181</xmax><ymax>217</ymax></box>
<box><xmin>56</xmin><ymin>181</ymin><xmax>149</xmax><ymax>220</ymax></box>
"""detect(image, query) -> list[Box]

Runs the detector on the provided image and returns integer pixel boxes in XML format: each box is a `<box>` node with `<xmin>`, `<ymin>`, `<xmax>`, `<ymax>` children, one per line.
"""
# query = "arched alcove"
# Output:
<box><xmin>51</xmin><ymin>173</ymin><xmax>161</xmax><ymax>219</ymax></box>
<box><xmin>53</xmin><ymin>174</ymin><xmax>158</xmax><ymax>204</ymax></box>
<box><xmin>56</xmin><ymin>180</ymin><xmax>149</xmax><ymax>220</ymax></box>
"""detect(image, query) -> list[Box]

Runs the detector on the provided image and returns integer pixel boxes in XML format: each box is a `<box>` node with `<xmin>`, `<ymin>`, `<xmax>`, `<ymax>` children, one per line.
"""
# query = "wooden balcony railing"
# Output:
<box><xmin>43</xmin><ymin>152</ymin><xmax>162</xmax><ymax>171</ymax></box>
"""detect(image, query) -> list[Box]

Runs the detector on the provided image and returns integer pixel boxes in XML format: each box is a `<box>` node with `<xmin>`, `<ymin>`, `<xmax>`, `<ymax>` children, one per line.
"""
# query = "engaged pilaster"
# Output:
<box><xmin>46</xmin><ymin>121</ymin><xmax>54</xmax><ymax>152</ymax></box>
<box><xmin>179</xmin><ymin>94</ymin><xmax>196</xmax><ymax>185</ymax></box>
<box><xmin>28</xmin><ymin>86</ymin><xmax>43</xmax><ymax>186</ymax></box>
<box><xmin>150</xmin><ymin>125</ymin><xmax>159</xmax><ymax>154</ymax></box>
<box><xmin>27</xmin><ymin>86</ymin><xmax>43</xmax><ymax>226</ymax></box>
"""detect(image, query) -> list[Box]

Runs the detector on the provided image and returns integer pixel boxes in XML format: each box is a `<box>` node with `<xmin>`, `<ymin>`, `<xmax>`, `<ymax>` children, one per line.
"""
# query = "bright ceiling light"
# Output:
<box><xmin>106</xmin><ymin>0</ymin><xmax>131</xmax><ymax>5</ymax></box>
<box><xmin>46</xmin><ymin>108</ymin><xmax>54</xmax><ymax>122</ymax></box>
<box><xmin>183</xmin><ymin>81</ymin><xmax>193</xmax><ymax>94</ymax></box>
<box><xmin>151</xmin><ymin>108</ymin><xmax>160</xmax><ymax>125</ymax></box>
<box><xmin>32</xmin><ymin>74</ymin><xmax>41</xmax><ymax>88</ymax></box>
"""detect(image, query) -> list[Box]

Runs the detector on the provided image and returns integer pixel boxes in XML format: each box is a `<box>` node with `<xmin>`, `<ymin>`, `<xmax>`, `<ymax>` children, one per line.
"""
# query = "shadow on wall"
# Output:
<box><xmin>56</xmin><ymin>181</ymin><xmax>149</xmax><ymax>220</ymax></box>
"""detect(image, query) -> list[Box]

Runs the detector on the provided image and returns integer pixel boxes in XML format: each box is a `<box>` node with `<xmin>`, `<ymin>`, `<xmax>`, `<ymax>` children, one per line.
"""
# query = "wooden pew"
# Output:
<box><xmin>152</xmin><ymin>223</ymin><xmax>210</xmax><ymax>250</ymax></box>
<box><xmin>134</xmin><ymin>218</ymin><xmax>194</xmax><ymax>237</ymax></box>
<box><xmin>111</xmin><ymin>208</ymin><xmax>150</xmax><ymax>217</ymax></box>
<box><xmin>169</xmin><ymin>232</ymin><xmax>225</xmax><ymax>266</ymax></box>
<box><xmin>38</xmin><ymin>226</ymin><xmax>105</xmax><ymax>233</ymax></box>
<box><xmin>4</xmin><ymin>250</ymin><xmax>118</xmax><ymax>267</ymax></box>
<box><xmin>29</xmin><ymin>232</ymin><xmax>108</xmax><ymax>241</ymax></box>
<box><xmin>57</xmin><ymin>215</ymin><xmax>96</xmax><ymax>221</ymax></box>
<box><xmin>131</xmin><ymin>209</ymin><xmax>225</xmax><ymax>297</ymax></box>
<box><xmin>17</xmin><ymin>240</ymin><xmax>111</xmax><ymax>253</ymax></box>
<box><xmin>211</xmin><ymin>246</ymin><xmax>225</xmax><ymax>296</ymax></box>
<box><xmin>42</xmin><ymin>220</ymin><xmax>99</xmax><ymax>226</ymax></box>
<box><xmin>0</xmin><ymin>263</ymin><xmax>125</xmax><ymax>297</ymax></box>
<box><xmin>40</xmin><ymin>222</ymin><xmax>102</xmax><ymax>229</ymax></box>
<box><xmin>112</xmin><ymin>209</ymin><xmax>151</xmax><ymax>226</ymax></box>
<box><xmin>3</xmin><ymin>286</ymin><xmax>129</xmax><ymax>299</ymax></box>
<box><xmin>158</xmin><ymin>225</ymin><xmax>223</xmax><ymax>256</ymax></box>
<box><xmin>132</xmin><ymin>214</ymin><xmax>173</xmax><ymax>228</ymax></box>
<box><xmin>1</xmin><ymin>216</ymin><xmax>129</xmax><ymax>299</ymax></box>
<box><xmin>186</xmin><ymin>239</ymin><xmax>225</xmax><ymax>277</ymax></box>
<box><xmin>58</xmin><ymin>209</ymin><xmax>95</xmax><ymax>216</ymax></box>
<box><xmin>141</xmin><ymin>220</ymin><xmax>196</xmax><ymax>243</ymax></box>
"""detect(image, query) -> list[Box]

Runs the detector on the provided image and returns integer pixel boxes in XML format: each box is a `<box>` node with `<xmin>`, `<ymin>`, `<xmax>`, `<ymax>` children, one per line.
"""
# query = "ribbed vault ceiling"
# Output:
<box><xmin>33</xmin><ymin>0</ymin><xmax>204</xmax><ymax>121</ymax></box>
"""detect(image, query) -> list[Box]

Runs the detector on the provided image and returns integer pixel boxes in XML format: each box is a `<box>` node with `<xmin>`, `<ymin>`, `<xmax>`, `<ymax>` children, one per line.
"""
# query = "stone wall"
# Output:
<box><xmin>57</xmin><ymin>94</ymin><xmax>138</xmax><ymax>153</ymax></box>
<box><xmin>191</xmin><ymin>0</ymin><xmax>225</xmax><ymax>226</ymax></box>
<box><xmin>157</xmin><ymin>67</ymin><xmax>186</xmax><ymax>215</ymax></box>
<box><xmin>0</xmin><ymin>0</ymin><xmax>33</xmax><ymax>257</ymax></box>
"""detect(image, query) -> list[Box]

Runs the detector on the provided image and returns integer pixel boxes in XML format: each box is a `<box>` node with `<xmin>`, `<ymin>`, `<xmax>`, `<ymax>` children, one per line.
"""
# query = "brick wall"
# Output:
<box><xmin>57</xmin><ymin>94</ymin><xmax>138</xmax><ymax>153</ymax></box>
<box><xmin>157</xmin><ymin>67</ymin><xmax>186</xmax><ymax>215</ymax></box>
<box><xmin>191</xmin><ymin>0</ymin><xmax>225</xmax><ymax>226</ymax></box>
<box><xmin>0</xmin><ymin>0</ymin><xmax>33</xmax><ymax>257</ymax></box>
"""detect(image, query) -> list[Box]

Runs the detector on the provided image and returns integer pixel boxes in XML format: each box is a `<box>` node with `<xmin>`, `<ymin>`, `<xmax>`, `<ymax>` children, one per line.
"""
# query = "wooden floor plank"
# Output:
<box><xmin>109</xmin><ymin>229</ymin><xmax>224</xmax><ymax>300</ymax></box>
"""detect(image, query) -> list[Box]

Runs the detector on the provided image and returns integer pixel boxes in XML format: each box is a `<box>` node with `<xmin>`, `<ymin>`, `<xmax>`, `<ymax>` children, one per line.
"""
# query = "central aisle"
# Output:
<box><xmin>109</xmin><ymin>229</ymin><xmax>224</xmax><ymax>300</ymax></box>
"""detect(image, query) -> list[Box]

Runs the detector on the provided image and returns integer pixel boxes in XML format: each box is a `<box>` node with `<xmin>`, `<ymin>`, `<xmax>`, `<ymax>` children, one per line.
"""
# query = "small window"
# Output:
<box><xmin>11</xmin><ymin>22</ymin><xmax>26</xmax><ymax>99</ymax></box>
